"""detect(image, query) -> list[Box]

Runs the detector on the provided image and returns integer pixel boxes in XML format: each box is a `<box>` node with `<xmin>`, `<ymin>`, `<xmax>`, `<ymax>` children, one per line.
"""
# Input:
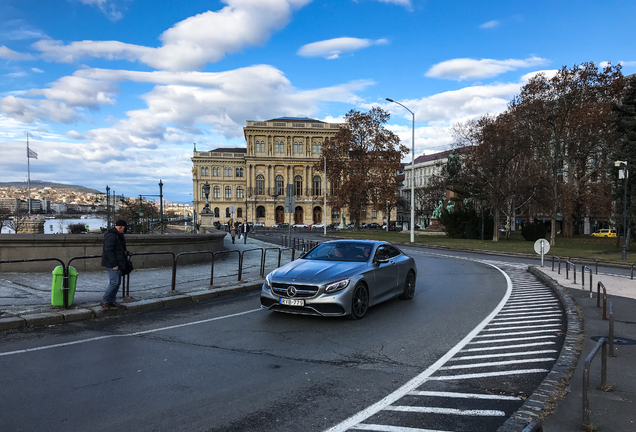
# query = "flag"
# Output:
<box><xmin>27</xmin><ymin>148</ymin><xmax>38</xmax><ymax>159</ymax></box>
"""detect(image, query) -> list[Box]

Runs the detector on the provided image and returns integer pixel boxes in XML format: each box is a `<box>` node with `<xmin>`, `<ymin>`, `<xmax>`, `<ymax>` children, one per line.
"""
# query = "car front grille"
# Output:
<box><xmin>271</xmin><ymin>283</ymin><xmax>319</xmax><ymax>298</ymax></box>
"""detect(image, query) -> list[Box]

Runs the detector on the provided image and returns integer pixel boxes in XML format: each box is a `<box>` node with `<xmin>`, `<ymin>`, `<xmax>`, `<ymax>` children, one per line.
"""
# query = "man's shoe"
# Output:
<box><xmin>109</xmin><ymin>302</ymin><xmax>126</xmax><ymax>309</ymax></box>
<box><xmin>100</xmin><ymin>302</ymin><xmax>110</xmax><ymax>310</ymax></box>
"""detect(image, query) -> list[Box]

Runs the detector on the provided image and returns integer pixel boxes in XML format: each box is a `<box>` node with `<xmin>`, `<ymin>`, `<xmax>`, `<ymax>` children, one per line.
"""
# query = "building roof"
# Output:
<box><xmin>266</xmin><ymin>117</ymin><xmax>325</xmax><ymax>123</ymax></box>
<box><xmin>208</xmin><ymin>148</ymin><xmax>247</xmax><ymax>153</ymax></box>
<box><xmin>412</xmin><ymin>147</ymin><xmax>469</xmax><ymax>164</ymax></box>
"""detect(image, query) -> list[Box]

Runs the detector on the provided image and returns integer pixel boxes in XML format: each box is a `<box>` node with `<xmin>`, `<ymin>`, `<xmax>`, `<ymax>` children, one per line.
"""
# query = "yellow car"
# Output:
<box><xmin>591</xmin><ymin>229</ymin><xmax>617</xmax><ymax>238</ymax></box>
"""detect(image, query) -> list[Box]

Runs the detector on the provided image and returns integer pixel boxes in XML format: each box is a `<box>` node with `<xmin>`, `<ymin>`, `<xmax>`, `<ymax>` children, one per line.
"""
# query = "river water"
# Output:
<box><xmin>1</xmin><ymin>217</ymin><xmax>107</xmax><ymax>234</ymax></box>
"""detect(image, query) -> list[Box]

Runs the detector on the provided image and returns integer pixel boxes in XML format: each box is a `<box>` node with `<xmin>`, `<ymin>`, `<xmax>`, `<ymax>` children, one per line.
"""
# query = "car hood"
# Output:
<box><xmin>270</xmin><ymin>259</ymin><xmax>366</xmax><ymax>283</ymax></box>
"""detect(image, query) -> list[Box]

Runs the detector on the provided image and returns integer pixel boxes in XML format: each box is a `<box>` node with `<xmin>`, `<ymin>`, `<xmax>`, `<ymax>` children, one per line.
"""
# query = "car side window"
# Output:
<box><xmin>385</xmin><ymin>245</ymin><xmax>400</xmax><ymax>258</ymax></box>
<box><xmin>375</xmin><ymin>245</ymin><xmax>388</xmax><ymax>259</ymax></box>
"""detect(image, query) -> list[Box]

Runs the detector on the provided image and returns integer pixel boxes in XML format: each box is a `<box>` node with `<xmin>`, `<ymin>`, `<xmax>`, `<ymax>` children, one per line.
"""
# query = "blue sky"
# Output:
<box><xmin>1</xmin><ymin>0</ymin><xmax>634</xmax><ymax>203</ymax></box>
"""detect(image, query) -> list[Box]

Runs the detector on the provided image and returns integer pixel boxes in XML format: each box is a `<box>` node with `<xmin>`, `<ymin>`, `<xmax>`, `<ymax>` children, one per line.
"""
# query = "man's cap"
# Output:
<box><xmin>115</xmin><ymin>220</ymin><xmax>128</xmax><ymax>227</ymax></box>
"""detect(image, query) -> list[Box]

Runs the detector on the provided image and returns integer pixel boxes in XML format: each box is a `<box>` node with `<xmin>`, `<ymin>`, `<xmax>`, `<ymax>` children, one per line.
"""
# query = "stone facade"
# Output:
<box><xmin>191</xmin><ymin>117</ymin><xmax>393</xmax><ymax>227</ymax></box>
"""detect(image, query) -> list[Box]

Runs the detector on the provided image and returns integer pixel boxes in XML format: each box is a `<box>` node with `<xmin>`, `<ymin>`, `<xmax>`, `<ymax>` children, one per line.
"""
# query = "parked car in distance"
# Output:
<box><xmin>367</xmin><ymin>223</ymin><xmax>380</xmax><ymax>229</ymax></box>
<box><xmin>273</xmin><ymin>222</ymin><xmax>289</xmax><ymax>228</ymax></box>
<box><xmin>292</xmin><ymin>223</ymin><xmax>309</xmax><ymax>228</ymax></box>
<box><xmin>312</xmin><ymin>223</ymin><xmax>325</xmax><ymax>229</ymax></box>
<box><xmin>260</xmin><ymin>240</ymin><xmax>417</xmax><ymax>319</ymax></box>
<box><xmin>591</xmin><ymin>229</ymin><xmax>617</xmax><ymax>238</ymax></box>
<box><xmin>254</xmin><ymin>222</ymin><xmax>265</xmax><ymax>227</ymax></box>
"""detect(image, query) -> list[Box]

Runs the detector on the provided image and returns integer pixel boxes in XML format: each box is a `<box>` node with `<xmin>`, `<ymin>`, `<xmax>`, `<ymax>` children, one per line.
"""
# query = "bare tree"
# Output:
<box><xmin>317</xmin><ymin>107</ymin><xmax>409</xmax><ymax>229</ymax></box>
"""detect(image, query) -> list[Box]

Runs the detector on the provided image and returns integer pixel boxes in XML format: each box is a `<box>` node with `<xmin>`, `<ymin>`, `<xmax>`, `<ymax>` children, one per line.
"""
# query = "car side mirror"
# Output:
<box><xmin>374</xmin><ymin>255</ymin><xmax>389</xmax><ymax>265</ymax></box>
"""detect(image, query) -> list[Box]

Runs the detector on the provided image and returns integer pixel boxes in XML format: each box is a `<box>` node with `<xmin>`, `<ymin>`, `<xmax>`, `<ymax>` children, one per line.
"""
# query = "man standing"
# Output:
<box><xmin>100</xmin><ymin>220</ymin><xmax>128</xmax><ymax>310</ymax></box>
<box><xmin>241</xmin><ymin>220</ymin><xmax>250</xmax><ymax>244</ymax></box>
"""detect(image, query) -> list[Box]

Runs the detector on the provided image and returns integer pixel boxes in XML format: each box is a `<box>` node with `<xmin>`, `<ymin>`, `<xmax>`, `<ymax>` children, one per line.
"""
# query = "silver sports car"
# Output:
<box><xmin>260</xmin><ymin>239</ymin><xmax>417</xmax><ymax>319</ymax></box>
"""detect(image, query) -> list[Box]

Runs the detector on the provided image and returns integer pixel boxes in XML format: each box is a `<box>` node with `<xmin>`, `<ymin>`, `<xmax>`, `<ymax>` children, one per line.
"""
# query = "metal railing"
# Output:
<box><xmin>597</xmin><ymin>281</ymin><xmax>608</xmax><ymax>320</ymax></box>
<box><xmin>582</xmin><ymin>337</ymin><xmax>608</xmax><ymax>428</ymax></box>
<box><xmin>1</xmin><ymin>246</ymin><xmax>293</xmax><ymax>309</ymax></box>
<box><xmin>631</xmin><ymin>263</ymin><xmax>635</xmax><ymax>280</ymax></box>
<box><xmin>521</xmin><ymin>421</ymin><xmax>543</xmax><ymax>432</ymax></box>
<box><xmin>609</xmin><ymin>302</ymin><xmax>615</xmax><ymax>357</ymax></box>
<box><xmin>582</xmin><ymin>265</ymin><xmax>593</xmax><ymax>295</ymax></box>
<box><xmin>552</xmin><ymin>256</ymin><xmax>562</xmax><ymax>274</ymax></box>
<box><xmin>566</xmin><ymin>261</ymin><xmax>577</xmax><ymax>284</ymax></box>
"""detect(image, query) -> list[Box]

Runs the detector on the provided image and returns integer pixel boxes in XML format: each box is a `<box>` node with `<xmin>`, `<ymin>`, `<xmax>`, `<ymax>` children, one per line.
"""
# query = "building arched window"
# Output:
<box><xmin>237</xmin><ymin>208</ymin><xmax>243</xmax><ymax>218</ymax></box>
<box><xmin>224</xmin><ymin>167</ymin><xmax>232</xmax><ymax>177</ymax></box>
<box><xmin>214</xmin><ymin>207</ymin><xmax>220</xmax><ymax>217</ymax></box>
<box><xmin>213</xmin><ymin>167</ymin><xmax>220</xmax><ymax>177</ymax></box>
<box><xmin>275</xmin><ymin>175</ymin><xmax>284</xmax><ymax>196</ymax></box>
<box><xmin>313</xmin><ymin>175</ymin><xmax>321</xmax><ymax>196</ymax></box>
<box><xmin>213</xmin><ymin>186</ymin><xmax>220</xmax><ymax>198</ymax></box>
<box><xmin>201</xmin><ymin>167</ymin><xmax>209</xmax><ymax>176</ymax></box>
<box><xmin>256</xmin><ymin>174</ymin><xmax>265</xmax><ymax>195</ymax></box>
<box><xmin>256</xmin><ymin>205</ymin><xmax>266</xmax><ymax>218</ymax></box>
<box><xmin>256</xmin><ymin>140</ymin><xmax>265</xmax><ymax>153</ymax></box>
<box><xmin>235</xmin><ymin>167</ymin><xmax>244</xmax><ymax>177</ymax></box>
<box><xmin>236</xmin><ymin>186</ymin><xmax>244</xmax><ymax>199</ymax></box>
<box><xmin>225</xmin><ymin>186</ymin><xmax>231</xmax><ymax>198</ymax></box>
<box><xmin>293</xmin><ymin>141</ymin><xmax>303</xmax><ymax>154</ymax></box>
<box><xmin>295</xmin><ymin>175</ymin><xmax>303</xmax><ymax>196</ymax></box>
<box><xmin>226</xmin><ymin>207</ymin><xmax>231</xmax><ymax>217</ymax></box>
<box><xmin>312</xmin><ymin>142</ymin><xmax>321</xmax><ymax>154</ymax></box>
<box><xmin>274</xmin><ymin>140</ymin><xmax>282</xmax><ymax>153</ymax></box>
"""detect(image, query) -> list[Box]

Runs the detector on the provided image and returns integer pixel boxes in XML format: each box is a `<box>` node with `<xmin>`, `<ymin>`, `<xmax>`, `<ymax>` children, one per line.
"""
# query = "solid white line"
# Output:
<box><xmin>408</xmin><ymin>391</ymin><xmax>521</xmax><ymax>400</ymax></box>
<box><xmin>384</xmin><ymin>406</ymin><xmax>505</xmax><ymax>416</ymax></box>
<box><xmin>462</xmin><ymin>341</ymin><xmax>556</xmax><ymax>351</ymax></box>
<box><xmin>353</xmin><ymin>424</ymin><xmax>450</xmax><ymax>432</ymax></box>
<box><xmin>439</xmin><ymin>357</ymin><xmax>555</xmax><ymax>370</ymax></box>
<box><xmin>450</xmin><ymin>349</ymin><xmax>557</xmax><ymax>361</ymax></box>
<box><xmin>431</xmin><ymin>369</ymin><xmax>548</xmax><ymax>380</ymax></box>
<box><xmin>0</xmin><ymin>309</ymin><xmax>261</xmax><ymax>357</ymax></box>
<box><xmin>322</xmin><ymin>262</ymin><xmax>513</xmax><ymax>432</ymax></box>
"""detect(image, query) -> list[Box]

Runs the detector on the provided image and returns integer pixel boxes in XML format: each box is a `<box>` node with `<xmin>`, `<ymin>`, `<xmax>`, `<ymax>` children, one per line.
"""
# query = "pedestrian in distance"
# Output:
<box><xmin>235</xmin><ymin>221</ymin><xmax>241</xmax><ymax>239</ymax></box>
<box><xmin>241</xmin><ymin>220</ymin><xmax>250</xmax><ymax>244</ymax></box>
<box><xmin>230</xmin><ymin>223</ymin><xmax>237</xmax><ymax>244</ymax></box>
<box><xmin>100</xmin><ymin>220</ymin><xmax>128</xmax><ymax>310</ymax></box>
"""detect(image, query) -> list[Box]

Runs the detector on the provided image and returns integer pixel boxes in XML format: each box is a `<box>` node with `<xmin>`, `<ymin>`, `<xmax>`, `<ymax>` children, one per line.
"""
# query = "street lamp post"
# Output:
<box><xmin>106</xmin><ymin>185</ymin><xmax>111</xmax><ymax>229</ymax></box>
<box><xmin>324</xmin><ymin>156</ymin><xmax>327</xmax><ymax>235</ymax></box>
<box><xmin>386</xmin><ymin>98</ymin><xmax>415</xmax><ymax>243</ymax></box>
<box><xmin>615</xmin><ymin>160</ymin><xmax>629</xmax><ymax>260</ymax></box>
<box><xmin>158</xmin><ymin>180</ymin><xmax>164</xmax><ymax>233</ymax></box>
<box><xmin>137</xmin><ymin>195</ymin><xmax>145</xmax><ymax>234</ymax></box>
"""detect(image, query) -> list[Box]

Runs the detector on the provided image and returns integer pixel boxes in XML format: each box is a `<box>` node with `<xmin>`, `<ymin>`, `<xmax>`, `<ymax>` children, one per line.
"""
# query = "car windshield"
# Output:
<box><xmin>303</xmin><ymin>242</ymin><xmax>374</xmax><ymax>262</ymax></box>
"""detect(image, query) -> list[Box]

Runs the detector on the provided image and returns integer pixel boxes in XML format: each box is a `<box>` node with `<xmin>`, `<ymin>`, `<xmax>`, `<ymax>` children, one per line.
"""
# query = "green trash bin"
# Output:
<box><xmin>51</xmin><ymin>266</ymin><xmax>78</xmax><ymax>307</ymax></box>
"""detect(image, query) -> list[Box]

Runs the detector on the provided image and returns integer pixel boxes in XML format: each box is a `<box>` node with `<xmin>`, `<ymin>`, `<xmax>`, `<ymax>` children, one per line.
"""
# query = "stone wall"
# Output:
<box><xmin>0</xmin><ymin>232</ymin><xmax>226</xmax><ymax>272</ymax></box>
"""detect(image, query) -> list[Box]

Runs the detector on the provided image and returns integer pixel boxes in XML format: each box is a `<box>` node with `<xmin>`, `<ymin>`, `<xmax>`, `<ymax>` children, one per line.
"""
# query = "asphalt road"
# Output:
<box><xmin>0</xmin><ymin>251</ymin><xmax>522</xmax><ymax>432</ymax></box>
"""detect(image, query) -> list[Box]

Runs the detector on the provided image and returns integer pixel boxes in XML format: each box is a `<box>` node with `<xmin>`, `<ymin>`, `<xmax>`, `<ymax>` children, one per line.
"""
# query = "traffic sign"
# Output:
<box><xmin>534</xmin><ymin>238</ymin><xmax>550</xmax><ymax>266</ymax></box>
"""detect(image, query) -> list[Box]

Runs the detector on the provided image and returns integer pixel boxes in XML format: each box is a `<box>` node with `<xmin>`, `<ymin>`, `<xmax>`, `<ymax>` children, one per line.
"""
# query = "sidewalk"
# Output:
<box><xmin>0</xmin><ymin>234</ymin><xmax>288</xmax><ymax>330</ymax></box>
<box><xmin>531</xmin><ymin>263</ymin><xmax>636</xmax><ymax>431</ymax></box>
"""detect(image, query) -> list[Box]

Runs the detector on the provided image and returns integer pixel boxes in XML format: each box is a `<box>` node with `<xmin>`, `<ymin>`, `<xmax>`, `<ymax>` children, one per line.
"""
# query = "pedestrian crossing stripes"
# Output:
<box><xmin>325</xmin><ymin>261</ymin><xmax>566</xmax><ymax>432</ymax></box>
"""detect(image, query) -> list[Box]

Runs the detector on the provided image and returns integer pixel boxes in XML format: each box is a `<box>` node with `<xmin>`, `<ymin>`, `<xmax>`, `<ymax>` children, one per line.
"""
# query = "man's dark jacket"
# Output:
<box><xmin>101</xmin><ymin>227</ymin><xmax>127</xmax><ymax>269</ymax></box>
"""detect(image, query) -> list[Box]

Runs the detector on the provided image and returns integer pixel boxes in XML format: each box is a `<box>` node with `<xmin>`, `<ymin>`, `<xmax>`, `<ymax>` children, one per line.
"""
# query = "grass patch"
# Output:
<box><xmin>326</xmin><ymin>231</ymin><xmax>635</xmax><ymax>264</ymax></box>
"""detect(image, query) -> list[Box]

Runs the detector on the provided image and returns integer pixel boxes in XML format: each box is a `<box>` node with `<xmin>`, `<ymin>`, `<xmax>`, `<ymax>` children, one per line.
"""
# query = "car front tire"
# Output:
<box><xmin>349</xmin><ymin>283</ymin><xmax>369</xmax><ymax>320</ymax></box>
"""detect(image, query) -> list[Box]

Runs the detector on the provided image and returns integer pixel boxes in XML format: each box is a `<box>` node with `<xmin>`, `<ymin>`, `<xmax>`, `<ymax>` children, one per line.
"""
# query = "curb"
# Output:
<box><xmin>0</xmin><ymin>281</ymin><xmax>264</xmax><ymax>331</ymax></box>
<box><xmin>496</xmin><ymin>266</ymin><xmax>583</xmax><ymax>431</ymax></box>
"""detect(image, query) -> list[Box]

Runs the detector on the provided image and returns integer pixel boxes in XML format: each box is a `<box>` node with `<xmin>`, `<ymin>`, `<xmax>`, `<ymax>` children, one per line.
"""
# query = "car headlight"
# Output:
<box><xmin>264</xmin><ymin>273</ymin><xmax>272</xmax><ymax>290</ymax></box>
<box><xmin>325</xmin><ymin>279</ymin><xmax>350</xmax><ymax>293</ymax></box>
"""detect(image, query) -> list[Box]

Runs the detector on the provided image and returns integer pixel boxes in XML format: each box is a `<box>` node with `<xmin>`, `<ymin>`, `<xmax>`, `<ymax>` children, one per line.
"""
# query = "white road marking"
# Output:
<box><xmin>352</xmin><ymin>424</ymin><xmax>451</xmax><ymax>432</ymax></box>
<box><xmin>450</xmin><ymin>349</ymin><xmax>557</xmax><ymax>361</ymax></box>
<box><xmin>323</xmin><ymin>262</ymin><xmax>513</xmax><ymax>432</ymax></box>
<box><xmin>384</xmin><ymin>406</ymin><xmax>505</xmax><ymax>416</ymax></box>
<box><xmin>430</xmin><ymin>369</ymin><xmax>549</xmax><ymax>380</ymax></box>
<box><xmin>0</xmin><ymin>309</ymin><xmax>262</xmax><ymax>357</ymax></box>
<box><xmin>439</xmin><ymin>357</ymin><xmax>555</xmax><ymax>370</ymax></box>
<box><xmin>408</xmin><ymin>391</ymin><xmax>521</xmax><ymax>400</ymax></box>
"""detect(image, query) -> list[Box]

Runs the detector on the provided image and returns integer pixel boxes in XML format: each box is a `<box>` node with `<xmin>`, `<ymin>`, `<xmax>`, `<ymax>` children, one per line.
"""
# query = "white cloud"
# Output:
<box><xmin>66</xmin><ymin>130</ymin><xmax>85</xmax><ymax>139</ymax></box>
<box><xmin>479</xmin><ymin>20</ymin><xmax>500</xmax><ymax>29</ymax></box>
<box><xmin>79</xmin><ymin>0</ymin><xmax>124</xmax><ymax>21</ymax></box>
<box><xmin>426</xmin><ymin>56</ymin><xmax>549</xmax><ymax>81</ymax></box>
<box><xmin>31</xmin><ymin>68</ymin><xmax>45</xmax><ymax>73</ymax></box>
<box><xmin>371</xmin><ymin>0</ymin><xmax>412</xmax><ymax>10</ymax></box>
<box><xmin>33</xmin><ymin>0</ymin><xmax>312</xmax><ymax>71</ymax></box>
<box><xmin>30</xmin><ymin>75</ymin><xmax>119</xmax><ymax>109</ymax></box>
<box><xmin>297</xmin><ymin>37</ymin><xmax>388</xmax><ymax>59</ymax></box>
<box><xmin>0</xmin><ymin>45</ymin><xmax>34</xmax><ymax>60</ymax></box>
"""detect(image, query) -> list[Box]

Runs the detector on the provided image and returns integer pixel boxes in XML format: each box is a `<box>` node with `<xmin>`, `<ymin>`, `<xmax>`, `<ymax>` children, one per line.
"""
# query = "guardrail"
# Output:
<box><xmin>609</xmin><ymin>302</ymin><xmax>615</xmax><ymax>357</ymax></box>
<box><xmin>582</xmin><ymin>337</ymin><xmax>609</xmax><ymax>428</ymax></box>
<box><xmin>596</xmin><ymin>281</ymin><xmax>608</xmax><ymax>320</ymax></box>
<box><xmin>552</xmin><ymin>256</ymin><xmax>562</xmax><ymax>274</ymax></box>
<box><xmin>521</xmin><ymin>421</ymin><xmax>543</xmax><ymax>432</ymax></box>
<box><xmin>1</xmin><ymin>246</ymin><xmax>293</xmax><ymax>309</ymax></box>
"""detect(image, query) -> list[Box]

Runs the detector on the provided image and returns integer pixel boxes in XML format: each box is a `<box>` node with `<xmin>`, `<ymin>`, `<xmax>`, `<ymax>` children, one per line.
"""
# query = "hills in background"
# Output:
<box><xmin>0</xmin><ymin>181</ymin><xmax>102</xmax><ymax>194</ymax></box>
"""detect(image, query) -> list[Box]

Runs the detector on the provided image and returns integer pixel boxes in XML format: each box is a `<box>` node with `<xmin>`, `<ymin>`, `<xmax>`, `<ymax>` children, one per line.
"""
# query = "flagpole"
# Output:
<box><xmin>27</xmin><ymin>133</ymin><xmax>31</xmax><ymax>216</ymax></box>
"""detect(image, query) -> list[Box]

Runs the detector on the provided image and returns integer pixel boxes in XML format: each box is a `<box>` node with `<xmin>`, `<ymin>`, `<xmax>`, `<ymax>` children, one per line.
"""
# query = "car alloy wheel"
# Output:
<box><xmin>350</xmin><ymin>283</ymin><xmax>369</xmax><ymax>319</ymax></box>
<box><xmin>400</xmin><ymin>271</ymin><xmax>416</xmax><ymax>300</ymax></box>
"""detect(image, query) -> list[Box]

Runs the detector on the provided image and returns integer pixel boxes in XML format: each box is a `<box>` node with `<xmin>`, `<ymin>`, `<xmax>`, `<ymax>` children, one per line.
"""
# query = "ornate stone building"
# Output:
<box><xmin>192</xmin><ymin>117</ymin><xmax>395</xmax><ymax>227</ymax></box>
